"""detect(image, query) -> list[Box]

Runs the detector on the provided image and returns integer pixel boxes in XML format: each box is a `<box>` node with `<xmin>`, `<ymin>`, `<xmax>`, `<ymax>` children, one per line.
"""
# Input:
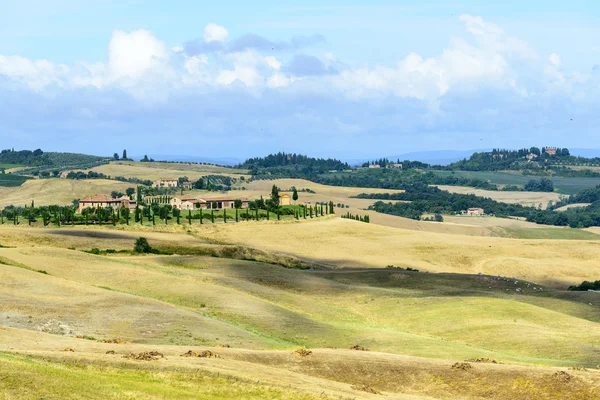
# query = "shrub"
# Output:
<box><xmin>134</xmin><ymin>237</ymin><xmax>152</xmax><ymax>254</ymax></box>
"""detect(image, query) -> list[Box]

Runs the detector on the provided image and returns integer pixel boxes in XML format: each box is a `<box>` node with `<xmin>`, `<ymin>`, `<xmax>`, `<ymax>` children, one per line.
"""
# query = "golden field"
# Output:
<box><xmin>1</xmin><ymin>221</ymin><xmax>600</xmax><ymax>399</ymax></box>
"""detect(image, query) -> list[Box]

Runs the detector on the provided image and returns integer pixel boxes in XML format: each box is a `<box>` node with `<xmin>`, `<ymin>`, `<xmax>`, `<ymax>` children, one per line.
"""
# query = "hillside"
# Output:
<box><xmin>1</xmin><ymin>223</ymin><xmax>600</xmax><ymax>399</ymax></box>
<box><xmin>0</xmin><ymin>149</ymin><xmax>109</xmax><ymax>172</ymax></box>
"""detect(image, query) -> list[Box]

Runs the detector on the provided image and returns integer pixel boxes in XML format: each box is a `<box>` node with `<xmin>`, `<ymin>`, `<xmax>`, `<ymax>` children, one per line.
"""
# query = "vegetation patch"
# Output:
<box><xmin>292</xmin><ymin>349</ymin><xmax>312</xmax><ymax>357</ymax></box>
<box><xmin>123</xmin><ymin>351</ymin><xmax>164</xmax><ymax>361</ymax></box>
<box><xmin>180</xmin><ymin>350</ymin><xmax>220</xmax><ymax>358</ymax></box>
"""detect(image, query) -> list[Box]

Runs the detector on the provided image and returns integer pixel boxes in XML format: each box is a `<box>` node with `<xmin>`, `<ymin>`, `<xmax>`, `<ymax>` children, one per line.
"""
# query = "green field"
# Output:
<box><xmin>0</xmin><ymin>164</ymin><xmax>23</xmax><ymax>170</ymax></box>
<box><xmin>0</xmin><ymin>174</ymin><xmax>30</xmax><ymax>187</ymax></box>
<box><xmin>432</xmin><ymin>170</ymin><xmax>600</xmax><ymax>195</ymax></box>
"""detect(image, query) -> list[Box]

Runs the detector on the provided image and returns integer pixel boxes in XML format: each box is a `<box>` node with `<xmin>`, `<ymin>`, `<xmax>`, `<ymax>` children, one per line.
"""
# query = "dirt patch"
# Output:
<box><xmin>351</xmin><ymin>385</ymin><xmax>380</xmax><ymax>394</ymax></box>
<box><xmin>62</xmin><ymin>348</ymin><xmax>74</xmax><ymax>352</ymax></box>
<box><xmin>180</xmin><ymin>350</ymin><xmax>220</xmax><ymax>358</ymax></box>
<box><xmin>466</xmin><ymin>358</ymin><xmax>499</xmax><ymax>364</ymax></box>
<box><xmin>105</xmin><ymin>350</ymin><xmax>116</xmax><ymax>355</ymax></box>
<box><xmin>98</xmin><ymin>338</ymin><xmax>127</xmax><ymax>344</ymax></box>
<box><xmin>217</xmin><ymin>344</ymin><xmax>231</xmax><ymax>348</ymax></box>
<box><xmin>452</xmin><ymin>362</ymin><xmax>473</xmax><ymax>371</ymax></box>
<box><xmin>553</xmin><ymin>371</ymin><xmax>573</xmax><ymax>382</ymax></box>
<box><xmin>350</xmin><ymin>345</ymin><xmax>368</xmax><ymax>351</ymax></box>
<box><xmin>123</xmin><ymin>351</ymin><xmax>164</xmax><ymax>361</ymax></box>
<box><xmin>292</xmin><ymin>349</ymin><xmax>312</xmax><ymax>357</ymax></box>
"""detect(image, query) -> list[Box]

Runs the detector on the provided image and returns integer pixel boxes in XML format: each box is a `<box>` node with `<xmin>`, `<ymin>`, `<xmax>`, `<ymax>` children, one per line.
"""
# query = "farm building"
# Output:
<box><xmin>170</xmin><ymin>195</ymin><xmax>249</xmax><ymax>210</ymax></box>
<box><xmin>368</xmin><ymin>164</ymin><xmax>381</xmax><ymax>169</ymax></box>
<box><xmin>387</xmin><ymin>163</ymin><xmax>403</xmax><ymax>169</ymax></box>
<box><xmin>465</xmin><ymin>207</ymin><xmax>485</xmax><ymax>216</ymax></box>
<box><xmin>278</xmin><ymin>193</ymin><xmax>291</xmax><ymax>206</ymax></box>
<box><xmin>77</xmin><ymin>195</ymin><xmax>136</xmax><ymax>213</ymax></box>
<box><xmin>152</xmin><ymin>178</ymin><xmax>179</xmax><ymax>188</ymax></box>
<box><xmin>545</xmin><ymin>147</ymin><xmax>557</xmax><ymax>156</ymax></box>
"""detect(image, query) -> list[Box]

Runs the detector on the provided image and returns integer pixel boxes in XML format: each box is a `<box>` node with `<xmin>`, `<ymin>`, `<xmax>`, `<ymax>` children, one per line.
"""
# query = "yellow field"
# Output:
<box><xmin>436</xmin><ymin>185</ymin><xmax>562</xmax><ymax>208</ymax></box>
<box><xmin>1</xmin><ymin>221</ymin><xmax>600</xmax><ymax>399</ymax></box>
<box><xmin>0</xmin><ymin>178</ymin><xmax>136</xmax><ymax>208</ymax></box>
<box><xmin>88</xmin><ymin>161</ymin><xmax>248</xmax><ymax>181</ymax></box>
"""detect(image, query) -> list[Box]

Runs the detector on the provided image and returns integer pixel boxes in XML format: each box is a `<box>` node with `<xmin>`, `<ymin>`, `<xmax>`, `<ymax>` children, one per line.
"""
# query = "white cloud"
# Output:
<box><xmin>264</xmin><ymin>56</ymin><xmax>282</xmax><ymax>70</ymax></box>
<box><xmin>0</xmin><ymin>55</ymin><xmax>69</xmax><ymax>90</ymax></box>
<box><xmin>108</xmin><ymin>29</ymin><xmax>170</xmax><ymax>81</ymax></box>
<box><xmin>204</xmin><ymin>23</ymin><xmax>229</xmax><ymax>43</ymax></box>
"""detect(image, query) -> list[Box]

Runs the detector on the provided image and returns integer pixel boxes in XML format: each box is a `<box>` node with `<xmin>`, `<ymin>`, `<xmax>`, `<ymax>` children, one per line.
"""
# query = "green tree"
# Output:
<box><xmin>120</xmin><ymin>207</ymin><xmax>130</xmax><ymax>225</ymax></box>
<box><xmin>113</xmin><ymin>153</ymin><xmax>120</xmax><ymax>160</ymax></box>
<box><xmin>122</xmin><ymin>149</ymin><xmax>127</xmax><ymax>160</ymax></box>
<box><xmin>292</xmin><ymin>188</ymin><xmax>298</xmax><ymax>203</ymax></box>
<box><xmin>126</xmin><ymin>188</ymin><xmax>135</xmax><ymax>199</ymax></box>
<box><xmin>134</xmin><ymin>237</ymin><xmax>152</xmax><ymax>253</ymax></box>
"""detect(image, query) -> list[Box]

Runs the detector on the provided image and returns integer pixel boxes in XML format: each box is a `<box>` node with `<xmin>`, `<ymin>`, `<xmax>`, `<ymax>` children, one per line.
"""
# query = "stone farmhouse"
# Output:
<box><xmin>368</xmin><ymin>164</ymin><xmax>381</xmax><ymax>169</ymax></box>
<box><xmin>152</xmin><ymin>178</ymin><xmax>179</xmax><ymax>188</ymax></box>
<box><xmin>169</xmin><ymin>195</ymin><xmax>250</xmax><ymax>210</ymax></box>
<box><xmin>465</xmin><ymin>207</ymin><xmax>485</xmax><ymax>216</ymax></box>
<box><xmin>77</xmin><ymin>195</ymin><xmax>137</xmax><ymax>213</ymax></box>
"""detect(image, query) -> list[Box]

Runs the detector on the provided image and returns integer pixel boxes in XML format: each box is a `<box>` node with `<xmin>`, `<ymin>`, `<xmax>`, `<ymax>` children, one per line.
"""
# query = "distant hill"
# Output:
<box><xmin>0</xmin><ymin>149</ymin><xmax>110</xmax><ymax>172</ymax></box>
<box><xmin>133</xmin><ymin>154</ymin><xmax>242</xmax><ymax>166</ymax></box>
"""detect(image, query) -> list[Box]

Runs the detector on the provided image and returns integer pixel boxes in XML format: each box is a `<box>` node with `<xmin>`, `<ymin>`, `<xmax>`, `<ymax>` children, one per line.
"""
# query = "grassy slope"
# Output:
<box><xmin>1</xmin><ymin>224</ymin><xmax>600</xmax><ymax>398</ymax></box>
<box><xmin>88</xmin><ymin>161</ymin><xmax>248</xmax><ymax>181</ymax></box>
<box><xmin>0</xmin><ymin>353</ymin><xmax>330</xmax><ymax>400</ymax></box>
<box><xmin>0</xmin><ymin>178</ymin><xmax>136</xmax><ymax>208</ymax></box>
<box><xmin>1</xmin><ymin>227</ymin><xmax>600</xmax><ymax>366</ymax></box>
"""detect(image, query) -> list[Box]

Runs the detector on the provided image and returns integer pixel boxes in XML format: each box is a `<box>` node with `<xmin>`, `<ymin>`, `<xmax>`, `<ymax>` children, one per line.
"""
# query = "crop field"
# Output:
<box><xmin>0</xmin><ymin>178</ymin><xmax>135</xmax><ymax>208</ymax></box>
<box><xmin>88</xmin><ymin>161</ymin><xmax>248</xmax><ymax>181</ymax></box>
<box><xmin>431</xmin><ymin>170</ymin><xmax>600</xmax><ymax>195</ymax></box>
<box><xmin>436</xmin><ymin>185</ymin><xmax>561</xmax><ymax>208</ymax></box>
<box><xmin>1</xmin><ymin>223</ymin><xmax>600</xmax><ymax>399</ymax></box>
<box><xmin>0</xmin><ymin>173</ymin><xmax>29</xmax><ymax>187</ymax></box>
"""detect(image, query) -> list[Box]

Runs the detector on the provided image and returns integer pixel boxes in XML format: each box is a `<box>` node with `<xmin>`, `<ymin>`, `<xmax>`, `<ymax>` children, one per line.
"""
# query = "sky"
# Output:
<box><xmin>1</xmin><ymin>0</ymin><xmax>599</xmax><ymax>160</ymax></box>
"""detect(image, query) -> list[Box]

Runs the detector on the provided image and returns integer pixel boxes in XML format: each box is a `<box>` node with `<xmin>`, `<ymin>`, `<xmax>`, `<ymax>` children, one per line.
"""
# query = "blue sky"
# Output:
<box><xmin>1</xmin><ymin>1</ymin><xmax>599</xmax><ymax>159</ymax></box>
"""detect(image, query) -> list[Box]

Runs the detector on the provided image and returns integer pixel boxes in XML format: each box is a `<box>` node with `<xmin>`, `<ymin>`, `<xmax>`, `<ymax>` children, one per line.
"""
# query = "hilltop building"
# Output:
<box><xmin>545</xmin><ymin>147</ymin><xmax>557</xmax><ymax>156</ymax></box>
<box><xmin>169</xmin><ymin>195</ymin><xmax>249</xmax><ymax>210</ymax></box>
<box><xmin>387</xmin><ymin>163</ymin><xmax>403</xmax><ymax>169</ymax></box>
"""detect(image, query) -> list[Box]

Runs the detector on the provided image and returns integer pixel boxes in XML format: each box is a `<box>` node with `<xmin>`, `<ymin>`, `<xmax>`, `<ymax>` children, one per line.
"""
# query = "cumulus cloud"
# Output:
<box><xmin>204</xmin><ymin>23</ymin><xmax>229</xmax><ymax>43</ymax></box>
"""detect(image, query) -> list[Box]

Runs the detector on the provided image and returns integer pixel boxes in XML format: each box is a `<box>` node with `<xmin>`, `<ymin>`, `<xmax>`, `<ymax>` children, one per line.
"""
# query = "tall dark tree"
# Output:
<box><xmin>292</xmin><ymin>188</ymin><xmax>298</xmax><ymax>203</ymax></box>
<box><xmin>122</xmin><ymin>149</ymin><xmax>127</xmax><ymax>160</ymax></box>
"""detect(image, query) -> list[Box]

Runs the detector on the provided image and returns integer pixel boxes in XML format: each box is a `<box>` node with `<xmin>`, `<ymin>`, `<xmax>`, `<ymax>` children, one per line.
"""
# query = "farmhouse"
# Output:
<box><xmin>368</xmin><ymin>164</ymin><xmax>381</xmax><ymax>169</ymax></box>
<box><xmin>181</xmin><ymin>181</ymin><xmax>193</xmax><ymax>190</ymax></box>
<box><xmin>465</xmin><ymin>207</ymin><xmax>485</xmax><ymax>216</ymax></box>
<box><xmin>77</xmin><ymin>195</ymin><xmax>135</xmax><ymax>213</ymax></box>
<box><xmin>278</xmin><ymin>193</ymin><xmax>291</xmax><ymax>206</ymax></box>
<box><xmin>170</xmin><ymin>195</ymin><xmax>249</xmax><ymax>210</ymax></box>
<box><xmin>387</xmin><ymin>163</ymin><xmax>403</xmax><ymax>169</ymax></box>
<box><xmin>545</xmin><ymin>147</ymin><xmax>557</xmax><ymax>156</ymax></box>
<box><xmin>152</xmin><ymin>178</ymin><xmax>178</xmax><ymax>188</ymax></box>
<box><xmin>526</xmin><ymin>153</ymin><xmax>538</xmax><ymax>161</ymax></box>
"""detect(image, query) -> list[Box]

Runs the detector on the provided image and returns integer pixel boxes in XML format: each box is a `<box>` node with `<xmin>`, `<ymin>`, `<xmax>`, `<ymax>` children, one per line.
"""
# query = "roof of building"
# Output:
<box><xmin>278</xmin><ymin>193</ymin><xmax>290</xmax><ymax>197</ymax></box>
<box><xmin>80</xmin><ymin>194</ymin><xmax>119</xmax><ymax>203</ymax></box>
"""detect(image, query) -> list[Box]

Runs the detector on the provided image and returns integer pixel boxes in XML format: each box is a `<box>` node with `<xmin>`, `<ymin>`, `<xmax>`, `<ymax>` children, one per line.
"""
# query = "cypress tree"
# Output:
<box><xmin>200</xmin><ymin>208</ymin><xmax>203</xmax><ymax>224</ymax></box>
<box><xmin>255</xmin><ymin>207</ymin><xmax>259</xmax><ymax>220</ymax></box>
<box><xmin>211</xmin><ymin>209</ymin><xmax>214</xmax><ymax>223</ymax></box>
<box><xmin>188</xmin><ymin>210</ymin><xmax>192</xmax><ymax>225</ymax></box>
<box><xmin>223</xmin><ymin>209</ymin><xmax>227</xmax><ymax>223</ymax></box>
<box><xmin>236</xmin><ymin>208</ymin><xmax>239</xmax><ymax>222</ymax></box>
<box><xmin>266</xmin><ymin>205</ymin><xmax>270</xmax><ymax>220</ymax></box>
<box><xmin>303</xmin><ymin>206</ymin><xmax>306</xmax><ymax>219</ymax></box>
<box><xmin>277</xmin><ymin>208</ymin><xmax>280</xmax><ymax>220</ymax></box>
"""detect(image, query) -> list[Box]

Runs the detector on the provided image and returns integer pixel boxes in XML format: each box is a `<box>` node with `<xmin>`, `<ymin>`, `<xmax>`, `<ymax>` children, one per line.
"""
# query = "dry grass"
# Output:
<box><xmin>88</xmin><ymin>161</ymin><xmax>247</xmax><ymax>181</ymax></box>
<box><xmin>199</xmin><ymin>218</ymin><xmax>600</xmax><ymax>287</ymax></box>
<box><xmin>0</xmin><ymin>178</ymin><xmax>135</xmax><ymax>208</ymax></box>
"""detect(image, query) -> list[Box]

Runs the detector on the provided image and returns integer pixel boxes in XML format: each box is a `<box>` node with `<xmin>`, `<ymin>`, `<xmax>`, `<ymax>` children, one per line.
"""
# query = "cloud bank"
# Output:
<box><xmin>0</xmin><ymin>15</ymin><xmax>598</xmax><ymax>157</ymax></box>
